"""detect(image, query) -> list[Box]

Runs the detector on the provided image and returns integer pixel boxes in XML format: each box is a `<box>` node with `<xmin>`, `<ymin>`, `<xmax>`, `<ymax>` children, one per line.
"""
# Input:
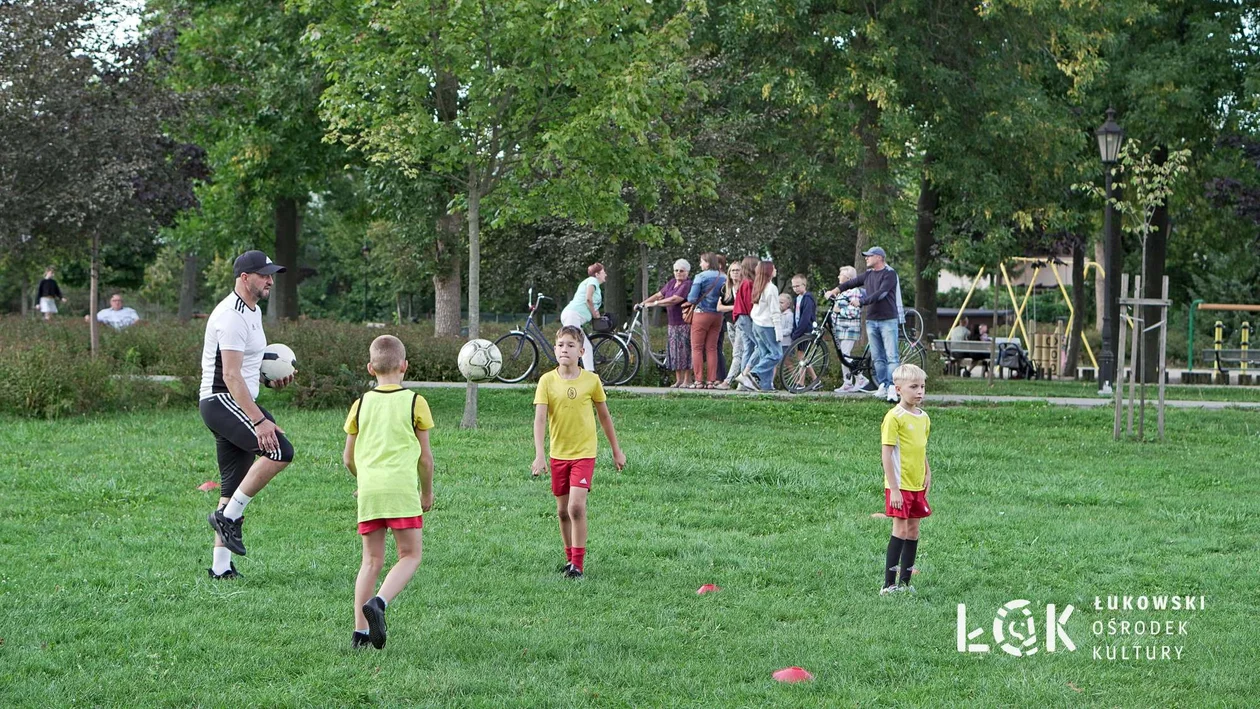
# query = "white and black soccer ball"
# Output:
<box><xmin>260</xmin><ymin>343</ymin><xmax>297</xmax><ymax>383</ymax></box>
<box><xmin>457</xmin><ymin>339</ymin><xmax>502</xmax><ymax>382</ymax></box>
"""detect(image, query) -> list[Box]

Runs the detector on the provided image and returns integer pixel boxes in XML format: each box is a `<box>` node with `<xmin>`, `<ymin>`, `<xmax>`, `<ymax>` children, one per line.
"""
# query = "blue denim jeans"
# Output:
<box><xmin>736</xmin><ymin>315</ymin><xmax>759</xmax><ymax>375</ymax></box>
<box><xmin>866</xmin><ymin>318</ymin><xmax>900</xmax><ymax>388</ymax></box>
<box><xmin>751</xmin><ymin>324</ymin><xmax>783</xmax><ymax>390</ymax></box>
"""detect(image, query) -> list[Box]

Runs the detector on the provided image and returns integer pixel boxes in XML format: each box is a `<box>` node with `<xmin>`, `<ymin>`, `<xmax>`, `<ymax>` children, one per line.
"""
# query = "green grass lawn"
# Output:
<box><xmin>2</xmin><ymin>389</ymin><xmax>1256</xmax><ymax>707</ymax></box>
<box><xmin>930</xmin><ymin>375</ymin><xmax>1260</xmax><ymax>402</ymax></box>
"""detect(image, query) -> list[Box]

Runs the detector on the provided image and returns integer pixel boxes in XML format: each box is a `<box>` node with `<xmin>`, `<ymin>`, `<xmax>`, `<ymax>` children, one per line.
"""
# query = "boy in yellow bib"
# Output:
<box><xmin>343</xmin><ymin>335</ymin><xmax>435</xmax><ymax>648</ymax></box>
<box><xmin>532</xmin><ymin>326</ymin><xmax>627</xmax><ymax>579</ymax></box>
<box><xmin>880</xmin><ymin>363</ymin><xmax>932</xmax><ymax>595</ymax></box>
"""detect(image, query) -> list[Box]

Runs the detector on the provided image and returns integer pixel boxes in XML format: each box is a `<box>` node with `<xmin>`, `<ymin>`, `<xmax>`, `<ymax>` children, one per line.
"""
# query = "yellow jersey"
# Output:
<box><xmin>534</xmin><ymin>369</ymin><xmax>606</xmax><ymax>460</ymax></box>
<box><xmin>344</xmin><ymin>384</ymin><xmax>434</xmax><ymax>522</ymax></box>
<box><xmin>881</xmin><ymin>405</ymin><xmax>930</xmax><ymax>491</ymax></box>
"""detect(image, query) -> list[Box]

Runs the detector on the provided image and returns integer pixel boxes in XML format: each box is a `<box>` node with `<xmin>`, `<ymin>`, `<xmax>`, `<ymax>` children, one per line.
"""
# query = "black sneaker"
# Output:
<box><xmin>557</xmin><ymin>562</ymin><xmax>575</xmax><ymax>574</ymax></box>
<box><xmin>563</xmin><ymin>566</ymin><xmax>584</xmax><ymax>580</ymax></box>
<box><xmin>208</xmin><ymin>509</ymin><xmax>246</xmax><ymax>556</ymax></box>
<box><xmin>362</xmin><ymin>597</ymin><xmax>388</xmax><ymax>649</ymax></box>
<box><xmin>351</xmin><ymin>631</ymin><xmax>372</xmax><ymax>650</ymax></box>
<box><xmin>207</xmin><ymin>563</ymin><xmax>243</xmax><ymax>580</ymax></box>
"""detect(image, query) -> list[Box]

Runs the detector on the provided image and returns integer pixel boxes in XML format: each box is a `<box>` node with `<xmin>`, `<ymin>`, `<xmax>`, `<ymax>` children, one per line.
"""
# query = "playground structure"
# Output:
<box><xmin>1186</xmin><ymin>301</ymin><xmax>1260</xmax><ymax>382</ymax></box>
<box><xmin>945</xmin><ymin>257</ymin><xmax>1099</xmax><ymax>379</ymax></box>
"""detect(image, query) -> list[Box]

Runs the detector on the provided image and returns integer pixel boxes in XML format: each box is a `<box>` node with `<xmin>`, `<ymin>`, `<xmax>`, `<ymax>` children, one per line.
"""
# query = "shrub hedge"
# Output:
<box><xmin>0</xmin><ymin>317</ymin><xmax>471</xmax><ymax>418</ymax></box>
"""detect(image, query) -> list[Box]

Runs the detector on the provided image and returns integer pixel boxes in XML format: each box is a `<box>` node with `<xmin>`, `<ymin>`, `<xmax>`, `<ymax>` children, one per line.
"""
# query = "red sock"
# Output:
<box><xmin>572</xmin><ymin>547</ymin><xmax>585</xmax><ymax>572</ymax></box>
<box><xmin>565</xmin><ymin>546</ymin><xmax>574</xmax><ymax>564</ymax></box>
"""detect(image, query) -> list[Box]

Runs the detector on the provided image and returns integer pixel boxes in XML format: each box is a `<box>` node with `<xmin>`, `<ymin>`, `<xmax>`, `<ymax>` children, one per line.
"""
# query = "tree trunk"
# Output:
<box><xmin>461</xmin><ymin>173</ymin><xmax>482</xmax><ymax>429</ymax></box>
<box><xmin>1065</xmin><ymin>237</ymin><xmax>1086</xmax><ymax>376</ymax></box>
<box><xmin>914</xmin><ymin>172</ymin><xmax>940</xmax><ymax>339</ymax></box>
<box><xmin>1093</xmin><ymin>240</ymin><xmax>1105</xmax><ymax>333</ymax></box>
<box><xmin>178</xmin><ymin>251</ymin><xmax>199</xmax><ymax>321</ymax></box>
<box><xmin>20</xmin><ymin>272</ymin><xmax>30</xmax><ymax>318</ymax></box>
<box><xmin>603</xmin><ymin>238</ymin><xmax>628</xmax><ymax>320</ymax></box>
<box><xmin>271</xmin><ymin>196</ymin><xmax>300</xmax><ymax>321</ymax></box>
<box><xmin>432</xmin><ymin>211</ymin><xmax>463</xmax><ymax>337</ymax></box>
<box><xmin>854</xmin><ymin>99</ymin><xmax>889</xmax><ymax>270</ymax></box>
<box><xmin>89</xmin><ymin>232</ymin><xmax>100</xmax><ymax>358</ymax></box>
<box><xmin>1142</xmin><ymin>148</ymin><xmax>1171</xmax><ymax>383</ymax></box>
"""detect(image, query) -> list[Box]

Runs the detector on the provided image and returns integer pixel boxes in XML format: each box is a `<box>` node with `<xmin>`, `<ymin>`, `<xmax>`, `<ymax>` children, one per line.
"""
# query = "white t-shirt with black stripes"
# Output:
<box><xmin>200</xmin><ymin>292</ymin><xmax>267</xmax><ymax>402</ymax></box>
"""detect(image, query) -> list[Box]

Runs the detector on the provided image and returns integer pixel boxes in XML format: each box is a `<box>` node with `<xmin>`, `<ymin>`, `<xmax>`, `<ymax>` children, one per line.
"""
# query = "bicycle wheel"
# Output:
<box><xmin>899</xmin><ymin>340</ymin><xmax>926</xmax><ymax>370</ymax></box>
<box><xmin>902</xmin><ymin>308</ymin><xmax>925</xmax><ymax>347</ymax></box>
<box><xmin>590</xmin><ymin>333</ymin><xmax>630</xmax><ymax>386</ymax></box>
<box><xmin>493</xmin><ymin>333</ymin><xmax>538</xmax><ymax>383</ymax></box>
<box><xmin>779</xmin><ymin>335</ymin><xmax>830</xmax><ymax>393</ymax></box>
<box><xmin>619</xmin><ymin>338</ymin><xmax>642</xmax><ymax>385</ymax></box>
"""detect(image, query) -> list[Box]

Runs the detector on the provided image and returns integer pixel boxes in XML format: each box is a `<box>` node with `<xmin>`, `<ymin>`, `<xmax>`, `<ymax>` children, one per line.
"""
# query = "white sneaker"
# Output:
<box><xmin>853</xmin><ymin>374</ymin><xmax>870</xmax><ymax>391</ymax></box>
<box><xmin>835</xmin><ymin>380</ymin><xmax>854</xmax><ymax>393</ymax></box>
<box><xmin>879</xmin><ymin>585</ymin><xmax>898</xmax><ymax>596</ymax></box>
<box><xmin>886</xmin><ymin>389</ymin><xmax>900</xmax><ymax>403</ymax></box>
<box><xmin>871</xmin><ymin>384</ymin><xmax>887</xmax><ymax>398</ymax></box>
<box><xmin>737</xmin><ymin>373</ymin><xmax>756</xmax><ymax>390</ymax></box>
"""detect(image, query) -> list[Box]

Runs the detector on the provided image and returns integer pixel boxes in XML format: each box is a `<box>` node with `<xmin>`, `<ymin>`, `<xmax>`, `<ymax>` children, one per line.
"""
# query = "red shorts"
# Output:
<box><xmin>551</xmin><ymin>457</ymin><xmax>595</xmax><ymax>497</ymax></box>
<box><xmin>885</xmin><ymin>488</ymin><xmax>931</xmax><ymax>519</ymax></box>
<box><xmin>358</xmin><ymin>515</ymin><xmax>424</xmax><ymax>535</ymax></box>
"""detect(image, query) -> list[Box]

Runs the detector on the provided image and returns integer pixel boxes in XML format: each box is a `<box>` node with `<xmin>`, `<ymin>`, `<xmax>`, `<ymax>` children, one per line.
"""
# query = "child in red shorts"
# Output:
<box><xmin>880</xmin><ymin>363</ymin><xmax>932</xmax><ymax>595</ymax></box>
<box><xmin>531</xmin><ymin>326</ymin><xmax>627</xmax><ymax>579</ymax></box>
<box><xmin>342</xmin><ymin>335</ymin><xmax>435</xmax><ymax>648</ymax></box>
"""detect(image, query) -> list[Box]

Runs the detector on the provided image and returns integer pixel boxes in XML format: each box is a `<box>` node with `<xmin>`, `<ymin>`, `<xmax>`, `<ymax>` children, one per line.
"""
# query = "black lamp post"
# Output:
<box><xmin>1096</xmin><ymin>108</ymin><xmax>1124</xmax><ymax>394</ymax></box>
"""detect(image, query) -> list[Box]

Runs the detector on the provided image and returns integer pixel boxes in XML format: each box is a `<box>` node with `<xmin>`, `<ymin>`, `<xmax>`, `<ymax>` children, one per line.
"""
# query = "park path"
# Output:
<box><xmin>403</xmin><ymin>381</ymin><xmax>1260</xmax><ymax>410</ymax></box>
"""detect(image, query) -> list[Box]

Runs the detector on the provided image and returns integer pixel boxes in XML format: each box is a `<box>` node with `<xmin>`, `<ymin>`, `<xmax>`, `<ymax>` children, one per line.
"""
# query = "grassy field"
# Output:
<box><xmin>1</xmin><ymin>389</ymin><xmax>1256</xmax><ymax>707</ymax></box>
<box><xmin>929</xmin><ymin>376</ymin><xmax>1260</xmax><ymax>402</ymax></box>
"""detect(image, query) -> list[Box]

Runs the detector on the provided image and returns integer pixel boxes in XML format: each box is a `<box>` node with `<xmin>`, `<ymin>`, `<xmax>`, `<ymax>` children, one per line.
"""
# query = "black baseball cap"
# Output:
<box><xmin>233</xmin><ymin>250</ymin><xmax>287</xmax><ymax>277</ymax></box>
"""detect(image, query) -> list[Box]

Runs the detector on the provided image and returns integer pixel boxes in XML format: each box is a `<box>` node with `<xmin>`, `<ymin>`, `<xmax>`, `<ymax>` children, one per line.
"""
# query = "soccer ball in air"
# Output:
<box><xmin>260</xmin><ymin>343</ymin><xmax>297</xmax><ymax>383</ymax></box>
<box><xmin>458</xmin><ymin>339</ymin><xmax>502</xmax><ymax>382</ymax></box>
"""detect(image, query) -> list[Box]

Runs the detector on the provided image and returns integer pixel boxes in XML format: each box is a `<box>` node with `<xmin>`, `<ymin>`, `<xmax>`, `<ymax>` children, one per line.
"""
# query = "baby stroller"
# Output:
<box><xmin>996</xmin><ymin>341</ymin><xmax>1038</xmax><ymax>380</ymax></box>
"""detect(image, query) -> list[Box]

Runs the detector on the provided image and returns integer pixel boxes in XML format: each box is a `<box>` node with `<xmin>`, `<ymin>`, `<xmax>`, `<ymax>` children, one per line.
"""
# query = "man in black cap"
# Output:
<box><xmin>831</xmin><ymin>246</ymin><xmax>905</xmax><ymax>402</ymax></box>
<box><xmin>198</xmin><ymin>250</ymin><xmax>296</xmax><ymax>578</ymax></box>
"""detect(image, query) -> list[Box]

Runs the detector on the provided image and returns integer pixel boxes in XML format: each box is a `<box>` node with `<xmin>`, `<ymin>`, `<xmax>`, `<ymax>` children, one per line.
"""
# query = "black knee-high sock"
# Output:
<box><xmin>899</xmin><ymin>539</ymin><xmax>918</xmax><ymax>586</ymax></box>
<box><xmin>884</xmin><ymin>536</ymin><xmax>905</xmax><ymax>588</ymax></box>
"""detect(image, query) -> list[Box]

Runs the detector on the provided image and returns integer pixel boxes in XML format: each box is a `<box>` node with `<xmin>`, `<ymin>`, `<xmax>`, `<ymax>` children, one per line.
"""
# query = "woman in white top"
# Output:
<box><xmin>738</xmin><ymin>260</ymin><xmax>783</xmax><ymax>392</ymax></box>
<box><xmin>560</xmin><ymin>263</ymin><xmax>606</xmax><ymax>371</ymax></box>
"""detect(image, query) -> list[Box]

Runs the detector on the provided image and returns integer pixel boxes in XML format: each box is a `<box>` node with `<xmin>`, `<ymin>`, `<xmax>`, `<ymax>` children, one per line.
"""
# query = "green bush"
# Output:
<box><xmin>0</xmin><ymin>316</ymin><xmax>470</xmax><ymax>417</ymax></box>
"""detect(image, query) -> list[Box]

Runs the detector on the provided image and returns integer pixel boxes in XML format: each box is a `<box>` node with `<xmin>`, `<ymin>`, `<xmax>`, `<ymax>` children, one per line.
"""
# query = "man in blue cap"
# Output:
<box><xmin>833</xmin><ymin>247</ymin><xmax>905</xmax><ymax>402</ymax></box>
<box><xmin>198</xmin><ymin>250</ymin><xmax>297</xmax><ymax>578</ymax></box>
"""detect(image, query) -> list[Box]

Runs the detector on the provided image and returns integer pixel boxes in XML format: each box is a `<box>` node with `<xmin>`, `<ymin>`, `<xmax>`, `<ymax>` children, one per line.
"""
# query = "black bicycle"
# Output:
<box><xmin>494</xmin><ymin>289</ymin><xmax>631</xmax><ymax>385</ymax></box>
<box><xmin>778</xmin><ymin>294</ymin><xmax>927</xmax><ymax>393</ymax></box>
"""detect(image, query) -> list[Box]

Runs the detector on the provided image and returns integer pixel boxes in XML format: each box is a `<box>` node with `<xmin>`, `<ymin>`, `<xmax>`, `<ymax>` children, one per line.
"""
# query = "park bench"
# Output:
<box><xmin>931</xmin><ymin>339</ymin><xmax>993</xmax><ymax>376</ymax></box>
<box><xmin>1199</xmin><ymin>349</ymin><xmax>1260</xmax><ymax>372</ymax></box>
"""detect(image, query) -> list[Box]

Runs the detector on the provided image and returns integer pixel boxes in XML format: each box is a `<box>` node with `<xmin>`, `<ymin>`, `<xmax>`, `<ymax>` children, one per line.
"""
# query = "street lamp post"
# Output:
<box><xmin>1096</xmin><ymin>108</ymin><xmax>1124</xmax><ymax>395</ymax></box>
<box><xmin>362</xmin><ymin>243</ymin><xmax>372</xmax><ymax>322</ymax></box>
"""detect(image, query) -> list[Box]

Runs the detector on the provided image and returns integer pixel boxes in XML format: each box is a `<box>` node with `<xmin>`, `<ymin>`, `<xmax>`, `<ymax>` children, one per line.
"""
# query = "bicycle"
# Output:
<box><xmin>778</xmin><ymin>294</ymin><xmax>927</xmax><ymax>393</ymax></box>
<box><xmin>605</xmin><ymin>304</ymin><xmax>671</xmax><ymax>386</ymax></box>
<box><xmin>493</xmin><ymin>289</ymin><xmax>631</xmax><ymax>385</ymax></box>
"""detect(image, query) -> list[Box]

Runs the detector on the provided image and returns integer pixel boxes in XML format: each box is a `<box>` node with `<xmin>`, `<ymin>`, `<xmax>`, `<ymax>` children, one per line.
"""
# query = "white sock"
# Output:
<box><xmin>212</xmin><ymin>547</ymin><xmax>232</xmax><ymax>574</ymax></box>
<box><xmin>223</xmin><ymin>491</ymin><xmax>252</xmax><ymax>521</ymax></box>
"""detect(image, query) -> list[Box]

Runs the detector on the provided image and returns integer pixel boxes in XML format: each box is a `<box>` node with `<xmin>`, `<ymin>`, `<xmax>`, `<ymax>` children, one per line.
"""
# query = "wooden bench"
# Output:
<box><xmin>1200</xmin><ymin>349</ymin><xmax>1260</xmax><ymax>372</ymax></box>
<box><xmin>931</xmin><ymin>339</ymin><xmax>994</xmax><ymax>376</ymax></box>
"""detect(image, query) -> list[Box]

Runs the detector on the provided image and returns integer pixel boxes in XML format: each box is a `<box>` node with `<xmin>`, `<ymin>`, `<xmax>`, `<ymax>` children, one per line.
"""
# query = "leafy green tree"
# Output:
<box><xmin>304</xmin><ymin>0</ymin><xmax>711</xmax><ymax>426</ymax></box>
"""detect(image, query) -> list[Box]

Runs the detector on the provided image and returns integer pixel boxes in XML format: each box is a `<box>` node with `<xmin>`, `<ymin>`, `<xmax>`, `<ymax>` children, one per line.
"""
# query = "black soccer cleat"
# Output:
<box><xmin>207</xmin><ymin>563</ymin><xmax>243</xmax><ymax>580</ymax></box>
<box><xmin>362</xmin><ymin>597</ymin><xmax>388</xmax><ymax>649</ymax></box>
<box><xmin>351</xmin><ymin>631</ymin><xmax>372</xmax><ymax>650</ymax></box>
<box><xmin>209</xmin><ymin>509</ymin><xmax>246</xmax><ymax>556</ymax></box>
<box><xmin>557</xmin><ymin>562</ymin><xmax>575</xmax><ymax>575</ymax></box>
<box><xmin>563</xmin><ymin>566</ymin><xmax>584</xmax><ymax>580</ymax></box>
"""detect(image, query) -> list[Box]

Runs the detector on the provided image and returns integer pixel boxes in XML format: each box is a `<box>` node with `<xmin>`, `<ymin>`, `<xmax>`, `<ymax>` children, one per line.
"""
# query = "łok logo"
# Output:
<box><xmin>958</xmin><ymin>601</ymin><xmax>1075</xmax><ymax>657</ymax></box>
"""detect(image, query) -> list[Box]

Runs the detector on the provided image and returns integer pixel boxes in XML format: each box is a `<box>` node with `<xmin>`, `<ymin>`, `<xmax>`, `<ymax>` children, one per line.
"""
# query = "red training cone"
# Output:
<box><xmin>197</xmin><ymin>481</ymin><xmax>220</xmax><ymax>492</ymax></box>
<box><xmin>696</xmin><ymin>584</ymin><xmax>721</xmax><ymax>595</ymax></box>
<box><xmin>772</xmin><ymin>667</ymin><xmax>813</xmax><ymax>683</ymax></box>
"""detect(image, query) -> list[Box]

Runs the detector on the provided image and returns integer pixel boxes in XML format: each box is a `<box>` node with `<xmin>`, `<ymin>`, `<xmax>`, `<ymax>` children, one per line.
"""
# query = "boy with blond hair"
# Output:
<box><xmin>343</xmin><ymin>335</ymin><xmax>435</xmax><ymax>648</ymax></box>
<box><xmin>879</xmin><ymin>363</ymin><xmax>931</xmax><ymax>595</ymax></box>
<box><xmin>532</xmin><ymin>326</ymin><xmax>627</xmax><ymax>578</ymax></box>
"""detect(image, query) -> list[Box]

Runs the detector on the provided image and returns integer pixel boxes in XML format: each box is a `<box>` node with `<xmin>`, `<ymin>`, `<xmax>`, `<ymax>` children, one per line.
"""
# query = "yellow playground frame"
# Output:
<box><xmin>947</xmin><ymin>257</ymin><xmax>1099</xmax><ymax>371</ymax></box>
